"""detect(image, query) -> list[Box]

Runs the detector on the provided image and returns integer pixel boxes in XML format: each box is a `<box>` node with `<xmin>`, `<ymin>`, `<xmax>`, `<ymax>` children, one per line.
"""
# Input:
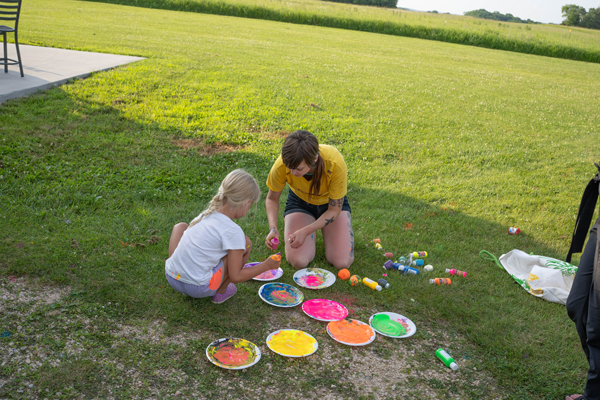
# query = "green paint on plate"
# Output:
<box><xmin>372</xmin><ymin>314</ymin><xmax>406</xmax><ymax>336</ymax></box>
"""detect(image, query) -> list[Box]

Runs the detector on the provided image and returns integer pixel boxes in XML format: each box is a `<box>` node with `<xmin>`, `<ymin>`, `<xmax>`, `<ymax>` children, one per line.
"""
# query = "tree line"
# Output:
<box><xmin>463</xmin><ymin>9</ymin><xmax>539</xmax><ymax>24</ymax></box>
<box><xmin>562</xmin><ymin>4</ymin><xmax>600</xmax><ymax>29</ymax></box>
<box><xmin>324</xmin><ymin>0</ymin><xmax>397</xmax><ymax>8</ymax></box>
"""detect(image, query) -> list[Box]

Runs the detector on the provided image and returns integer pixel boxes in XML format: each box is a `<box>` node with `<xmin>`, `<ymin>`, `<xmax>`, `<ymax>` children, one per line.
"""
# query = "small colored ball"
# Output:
<box><xmin>338</xmin><ymin>269</ymin><xmax>351</xmax><ymax>280</ymax></box>
<box><xmin>350</xmin><ymin>275</ymin><xmax>362</xmax><ymax>286</ymax></box>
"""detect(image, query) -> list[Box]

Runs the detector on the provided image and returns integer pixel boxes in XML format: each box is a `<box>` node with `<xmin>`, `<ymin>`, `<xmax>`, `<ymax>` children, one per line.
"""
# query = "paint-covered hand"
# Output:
<box><xmin>262</xmin><ymin>255</ymin><xmax>280</xmax><ymax>271</ymax></box>
<box><xmin>288</xmin><ymin>229</ymin><xmax>309</xmax><ymax>249</ymax></box>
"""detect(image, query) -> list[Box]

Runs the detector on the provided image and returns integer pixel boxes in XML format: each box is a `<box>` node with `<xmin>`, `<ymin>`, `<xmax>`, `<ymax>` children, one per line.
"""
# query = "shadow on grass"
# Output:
<box><xmin>0</xmin><ymin>85</ymin><xmax>588</xmax><ymax>399</ymax></box>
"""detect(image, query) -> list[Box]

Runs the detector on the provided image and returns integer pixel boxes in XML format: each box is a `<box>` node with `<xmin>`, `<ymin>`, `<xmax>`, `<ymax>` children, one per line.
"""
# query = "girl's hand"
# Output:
<box><xmin>265</xmin><ymin>228</ymin><xmax>279</xmax><ymax>250</ymax></box>
<box><xmin>262</xmin><ymin>255</ymin><xmax>281</xmax><ymax>271</ymax></box>
<box><xmin>288</xmin><ymin>229</ymin><xmax>309</xmax><ymax>249</ymax></box>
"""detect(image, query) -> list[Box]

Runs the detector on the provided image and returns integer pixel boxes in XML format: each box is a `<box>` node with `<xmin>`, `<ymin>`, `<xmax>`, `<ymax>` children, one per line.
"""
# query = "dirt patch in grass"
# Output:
<box><xmin>0</xmin><ymin>278</ymin><xmax>506</xmax><ymax>399</ymax></box>
<box><xmin>171</xmin><ymin>138</ymin><xmax>243</xmax><ymax>155</ymax></box>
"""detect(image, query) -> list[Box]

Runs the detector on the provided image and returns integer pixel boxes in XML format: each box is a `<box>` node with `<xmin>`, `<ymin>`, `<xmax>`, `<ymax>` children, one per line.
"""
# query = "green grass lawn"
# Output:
<box><xmin>1</xmin><ymin>0</ymin><xmax>600</xmax><ymax>398</ymax></box>
<box><xmin>85</xmin><ymin>0</ymin><xmax>600</xmax><ymax>63</ymax></box>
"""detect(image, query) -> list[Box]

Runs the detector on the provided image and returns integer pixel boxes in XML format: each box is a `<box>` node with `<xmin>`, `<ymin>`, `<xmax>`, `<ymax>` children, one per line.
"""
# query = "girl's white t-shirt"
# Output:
<box><xmin>165</xmin><ymin>212</ymin><xmax>246</xmax><ymax>286</ymax></box>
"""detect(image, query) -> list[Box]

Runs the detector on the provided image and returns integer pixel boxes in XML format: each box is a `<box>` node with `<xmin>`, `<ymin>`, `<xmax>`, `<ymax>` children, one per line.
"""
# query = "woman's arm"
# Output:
<box><xmin>265</xmin><ymin>189</ymin><xmax>282</xmax><ymax>248</ymax></box>
<box><xmin>288</xmin><ymin>197</ymin><xmax>343</xmax><ymax>249</ymax></box>
<box><xmin>226</xmin><ymin>250</ymin><xmax>281</xmax><ymax>283</ymax></box>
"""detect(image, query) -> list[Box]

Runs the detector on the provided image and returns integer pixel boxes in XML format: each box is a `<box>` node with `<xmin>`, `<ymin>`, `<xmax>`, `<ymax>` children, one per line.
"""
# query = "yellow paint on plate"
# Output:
<box><xmin>268</xmin><ymin>330</ymin><xmax>317</xmax><ymax>357</ymax></box>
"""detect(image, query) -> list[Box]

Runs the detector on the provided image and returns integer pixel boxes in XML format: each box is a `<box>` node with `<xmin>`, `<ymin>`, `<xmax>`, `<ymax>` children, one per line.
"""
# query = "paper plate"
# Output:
<box><xmin>302</xmin><ymin>299</ymin><xmax>348</xmax><ymax>322</ymax></box>
<box><xmin>266</xmin><ymin>329</ymin><xmax>318</xmax><ymax>358</ymax></box>
<box><xmin>244</xmin><ymin>262</ymin><xmax>284</xmax><ymax>281</ymax></box>
<box><xmin>293</xmin><ymin>268</ymin><xmax>336</xmax><ymax>289</ymax></box>
<box><xmin>326</xmin><ymin>319</ymin><xmax>376</xmax><ymax>346</ymax></box>
<box><xmin>258</xmin><ymin>282</ymin><xmax>304</xmax><ymax>307</ymax></box>
<box><xmin>205</xmin><ymin>338</ymin><xmax>261</xmax><ymax>369</ymax></box>
<box><xmin>368</xmin><ymin>312</ymin><xmax>417</xmax><ymax>338</ymax></box>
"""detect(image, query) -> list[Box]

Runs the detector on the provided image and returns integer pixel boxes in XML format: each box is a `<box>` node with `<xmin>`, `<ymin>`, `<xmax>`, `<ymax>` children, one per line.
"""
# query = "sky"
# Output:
<box><xmin>396</xmin><ymin>1</ymin><xmax>600</xmax><ymax>24</ymax></box>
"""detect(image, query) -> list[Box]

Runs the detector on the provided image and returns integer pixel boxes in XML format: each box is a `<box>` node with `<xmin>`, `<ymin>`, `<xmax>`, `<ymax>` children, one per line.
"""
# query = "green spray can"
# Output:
<box><xmin>435</xmin><ymin>348</ymin><xmax>458</xmax><ymax>370</ymax></box>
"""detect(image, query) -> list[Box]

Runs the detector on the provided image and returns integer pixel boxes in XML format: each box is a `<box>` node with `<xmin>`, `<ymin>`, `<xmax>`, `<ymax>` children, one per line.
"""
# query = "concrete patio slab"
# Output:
<box><xmin>0</xmin><ymin>45</ymin><xmax>145</xmax><ymax>104</ymax></box>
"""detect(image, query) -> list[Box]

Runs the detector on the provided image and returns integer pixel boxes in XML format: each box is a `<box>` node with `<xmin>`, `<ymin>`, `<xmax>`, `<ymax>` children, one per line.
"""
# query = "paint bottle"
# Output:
<box><xmin>384</xmin><ymin>252</ymin><xmax>393</xmax><ymax>258</ymax></box>
<box><xmin>270</xmin><ymin>237</ymin><xmax>280</xmax><ymax>250</ymax></box>
<box><xmin>397</xmin><ymin>256</ymin><xmax>407</xmax><ymax>265</ymax></box>
<box><xmin>397</xmin><ymin>265</ymin><xmax>419</xmax><ymax>275</ymax></box>
<box><xmin>445</xmin><ymin>268</ymin><xmax>467</xmax><ymax>277</ymax></box>
<box><xmin>435</xmin><ymin>348</ymin><xmax>458</xmax><ymax>371</ymax></box>
<box><xmin>411</xmin><ymin>259</ymin><xmax>425</xmax><ymax>267</ymax></box>
<box><xmin>377</xmin><ymin>278</ymin><xmax>390</xmax><ymax>289</ymax></box>
<box><xmin>383</xmin><ymin>260</ymin><xmax>394</xmax><ymax>270</ymax></box>
<box><xmin>412</xmin><ymin>251</ymin><xmax>428</xmax><ymax>258</ymax></box>
<box><xmin>350</xmin><ymin>275</ymin><xmax>362</xmax><ymax>286</ymax></box>
<box><xmin>362</xmin><ymin>278</ymin><xmax>382</xmax><ymax>291</ymax></box>
<box><xmin>509</xmin><ymin>227</ymin><xmax>521</xmax><ymax>235</ymax></box>
<box><xmin>375</xmin><ymin>243</ymin><xmax>383</xmax><ymax>250</ymax></box>
<box><xmin>424</xmin><ymin>265</ymin><xmax>434</xmax><ymax>272</ymax></box>
<box><xmin>372</xmin><ymin>239</ymin><xmax>381</xmax><ymax>243</ymax></box>
<box><xmin>429</xmin><ymin>278</ymin><xmax>451</xmax><ymax>285</ymax></box>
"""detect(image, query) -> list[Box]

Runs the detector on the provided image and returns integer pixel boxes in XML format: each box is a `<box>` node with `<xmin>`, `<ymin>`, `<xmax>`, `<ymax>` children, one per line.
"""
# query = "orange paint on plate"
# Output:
<box><xmin>327</xmin><ymin>319</ymin><xmax>374</xmax><ymax>344</ymax></box>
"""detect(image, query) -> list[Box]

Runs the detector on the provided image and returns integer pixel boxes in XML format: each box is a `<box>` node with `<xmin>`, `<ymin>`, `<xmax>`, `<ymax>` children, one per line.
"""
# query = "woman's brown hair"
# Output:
<box><xmin>281</xmin><ymin>130</ymin><xmax>325</xmax><ymax>199</ymax></box>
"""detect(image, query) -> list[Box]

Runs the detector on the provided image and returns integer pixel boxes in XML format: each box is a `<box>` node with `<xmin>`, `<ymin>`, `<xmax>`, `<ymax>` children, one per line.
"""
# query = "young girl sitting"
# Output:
<box><xmin>166</xmin><ymin>169</ymin><xmax>280</xmax><ymax>304</ymax></box>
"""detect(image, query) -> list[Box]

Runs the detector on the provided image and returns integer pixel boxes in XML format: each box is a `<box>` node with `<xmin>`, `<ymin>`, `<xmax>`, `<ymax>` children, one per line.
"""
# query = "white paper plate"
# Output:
<box><xmin>368</xmin><ymin>312</ymin><xmax>417</xmax><ymax>338</ymax></box>
<box><xmin>326</xmin><ymin>319</ymin><xmax>376</xmax><ymax>346</ymax></box>
<box><xmin>258</xmin><ymin>282</ymin><xmax>304</xmax><ymax>307</ymax></box>
<box><xmin>244</xmin><ymin>262</ymin><xmax>284</xmax><ymax>281</ymax></box>
<box><xmin>266</xmin><ymin>329</ymin><xmax>318</xmax><ymax>358</ymax></box>
<box><xmin>293</xmin><ymin>268</ymin><xmax>336</xmax><ymax>289</ymax></box>
<box><xmin>206</xmin><ymin>338</ymin><xmax>261</xmax><ymax>369</ymax></box>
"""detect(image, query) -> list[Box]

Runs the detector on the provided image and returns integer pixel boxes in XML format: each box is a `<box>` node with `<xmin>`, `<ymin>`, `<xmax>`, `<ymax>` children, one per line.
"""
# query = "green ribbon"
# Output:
<box><xmin>479</xmin><ymin>250</ymin><xmax>504</xmax><ymax>270</ymax></box>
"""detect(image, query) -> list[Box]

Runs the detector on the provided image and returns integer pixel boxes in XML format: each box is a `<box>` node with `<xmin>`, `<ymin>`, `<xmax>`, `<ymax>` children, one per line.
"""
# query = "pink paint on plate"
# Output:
<box><xmin>302</xmin><ymin>299</ymin><xmax>348</xmax><ymax>322</ymax></box>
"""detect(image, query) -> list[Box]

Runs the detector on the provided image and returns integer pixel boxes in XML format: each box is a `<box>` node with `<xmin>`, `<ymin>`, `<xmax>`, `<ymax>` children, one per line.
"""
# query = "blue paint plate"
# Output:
<box><xmin>258</xmin><ymin>283</ymin><xmax>304</xmax><ymax>307</ymax></box>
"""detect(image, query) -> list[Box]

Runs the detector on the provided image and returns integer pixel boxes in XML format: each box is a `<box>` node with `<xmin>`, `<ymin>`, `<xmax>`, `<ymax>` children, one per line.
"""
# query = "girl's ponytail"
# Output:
<box><xmin>189</xmin><ymin>169</ymin><xmax>260</xmax><ymax>228</ymax></box>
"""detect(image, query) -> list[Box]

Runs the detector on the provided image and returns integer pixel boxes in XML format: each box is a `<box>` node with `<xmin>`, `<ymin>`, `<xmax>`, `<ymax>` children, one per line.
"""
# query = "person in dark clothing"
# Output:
<box><xmin>566</xmin><ymin>163</ymin><xmax>600</xmax><ymax>400</ymax></box>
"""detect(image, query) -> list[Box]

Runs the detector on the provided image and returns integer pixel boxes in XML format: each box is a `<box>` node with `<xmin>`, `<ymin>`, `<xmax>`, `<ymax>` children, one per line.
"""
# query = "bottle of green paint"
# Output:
<box><xmin>435</xmin><ymin>348</ymin><xmax>458</xmax><ymax>371</ymax></box>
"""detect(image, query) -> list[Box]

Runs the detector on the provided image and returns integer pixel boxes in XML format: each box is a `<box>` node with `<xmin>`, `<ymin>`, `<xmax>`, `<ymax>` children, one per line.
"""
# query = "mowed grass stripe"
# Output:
<box><xmin>82</xmin><ymin>0</ymin><xmax>600</xmax><ymax>63</ymax></box>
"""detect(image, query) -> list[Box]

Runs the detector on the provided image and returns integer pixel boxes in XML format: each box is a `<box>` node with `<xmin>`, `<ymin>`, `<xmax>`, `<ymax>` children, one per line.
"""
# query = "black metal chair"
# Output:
<box><xmin>0</xmin><ymin>0</ymin><xmax>23</xmax><ymax>77</ymax></box>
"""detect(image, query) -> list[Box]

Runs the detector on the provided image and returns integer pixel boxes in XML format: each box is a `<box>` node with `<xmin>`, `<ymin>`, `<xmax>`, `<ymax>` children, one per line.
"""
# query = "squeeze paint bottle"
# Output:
<box><xmin>412</xmin><ymin>251</ymin><xmax>428</xmax><ymax>258</ymax></box>
<box><xmin>384</xmin><ymin>252</ymin><xmax>394</xmax><ymax>258</ymax></box>
<box><xmin>429</xmin><ymin>278</ymin><xmax>451</xmax><ymax>285</ymax></box>
<box><xmin>411</xmin><ymin>259</ymin><xmax>425</xmax><ymax>267</ymax></box>
<box><xmin>383</xmin><ymin>260</ymin><xmax>395</xmax><ymax>270</ymax></box>
<box><xmin>396</xmin><ymin>265</ymin><xmax>419</xmax><ymax>275</ymax></box>
<box><xmin>435</xmin><ymin>348</ymin><xmax>458</xmax><ymax>371</ymax></box>
<box><xmin>362</xmin><ymin>277</ymin><xmax>382</xmax><ymax>291</ymax></box>
<box><xmin>397</xmin><ymin>256</ymin><xmax>407</xmax><ymax>265</ymax></box>
<box><xmin>446</xmin><ymin>268</ymin><xmax>467</xmax><ymax>277</ymax></box>
<box><xmin>378</xmin><ymin>278</ymin><xmax>390</xmax><ymax>289</ymax></box>
<box><xmin>509</xmin><ymin>227</ymin><xmax>521</xmax><ymax>235</ymax></box>
<box><xmin>270</xmin><ymin>237</ymin><xmax>280</xmax><ymax>250</ymax></box>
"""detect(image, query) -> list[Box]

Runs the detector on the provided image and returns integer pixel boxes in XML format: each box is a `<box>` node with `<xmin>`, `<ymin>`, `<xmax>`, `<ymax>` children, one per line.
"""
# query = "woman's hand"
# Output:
<box><xmin>265</xmin><ymin>227</ymin><xmax>279</xmax><ymax>250</ymax></box>
<box><xmin>288</xmin><ymin>228</ymin><xmax>309</xmax><ymax>249</ymax></box>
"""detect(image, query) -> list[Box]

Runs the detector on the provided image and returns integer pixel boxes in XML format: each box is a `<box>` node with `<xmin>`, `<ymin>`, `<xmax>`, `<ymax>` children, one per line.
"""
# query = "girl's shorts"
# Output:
<box><xmin>284</xmin><ymin>189</ymin><xmax>351</xmax><ymax>220</ymax></box>
<box><xmin>166</xmin><ymin>260</ymin><xmax>224</xmax><ymax>298</ymax></box>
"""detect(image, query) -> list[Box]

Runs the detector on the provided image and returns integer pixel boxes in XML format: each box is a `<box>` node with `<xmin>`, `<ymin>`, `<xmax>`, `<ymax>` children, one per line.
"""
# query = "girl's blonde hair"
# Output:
<box><xmin>188</xmin><ymin>169</ymin><xmax>261</xmax><ymax>228</ymax></box>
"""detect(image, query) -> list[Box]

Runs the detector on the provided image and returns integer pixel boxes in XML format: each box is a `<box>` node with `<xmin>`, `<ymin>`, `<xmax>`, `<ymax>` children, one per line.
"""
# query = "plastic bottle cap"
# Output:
<box><xmin>375</xmin><ymin>285</ymin><xmax>382</xmax><ymax>291</ymax></box>
<box><xmin>449</xmin><ymin>362</ymin><xmax>458</xmax><ymax>370</ymax></box>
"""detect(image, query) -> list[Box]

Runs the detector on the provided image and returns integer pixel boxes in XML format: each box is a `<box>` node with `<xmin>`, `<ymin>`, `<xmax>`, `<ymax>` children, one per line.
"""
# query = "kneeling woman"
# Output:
<box><xmin>265</xmin><ymin>130</ymin><xmax>354</xmax><ymax>270</ymax></box>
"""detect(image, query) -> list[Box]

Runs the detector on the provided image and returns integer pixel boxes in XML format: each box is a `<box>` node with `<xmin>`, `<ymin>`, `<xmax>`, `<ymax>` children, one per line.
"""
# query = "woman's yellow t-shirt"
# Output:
<box><xmin>266</xmin><ymin>144</ymin><xmax>347</xmax><ymax>205</ymax></box>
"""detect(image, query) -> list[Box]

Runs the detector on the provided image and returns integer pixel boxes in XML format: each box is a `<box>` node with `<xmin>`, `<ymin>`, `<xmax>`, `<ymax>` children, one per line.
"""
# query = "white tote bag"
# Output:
<box><xmin>498</xmin><ymin>249</ymin><xmax>578</xmax><ymax>305</ymax></box>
